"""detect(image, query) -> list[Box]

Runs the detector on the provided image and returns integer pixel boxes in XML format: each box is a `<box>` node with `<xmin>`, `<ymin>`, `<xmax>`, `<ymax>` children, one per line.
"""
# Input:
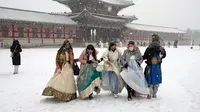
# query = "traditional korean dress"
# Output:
<box><xmin>120</xmin><ymin>57</ymin><xmax>149</xmax><ymax>95</ymax></box>
<box><xmin>77</xmin><ymin>50</ymin><xmax>102</xmax><ymax>99</ymax></box>
<box><xmin>101</xmin><ymin>49</ymin><xmax>124</xmax><ymax>95</ymax></box>
<box><xmin>42</xmin><ymin>51</ymin><xmax>77</xmax><ymax>101</ymax></box>
<box><xmin>143</xmin><ymin>41</ymin><xmax>166</xmax><ymax>98</ymax></box>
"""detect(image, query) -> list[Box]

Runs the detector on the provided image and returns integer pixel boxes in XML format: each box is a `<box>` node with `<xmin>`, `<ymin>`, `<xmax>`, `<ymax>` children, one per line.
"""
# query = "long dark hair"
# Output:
<box><xmin>11</xmin><ymin>39</ymin><xmax>21</xmax><ymax>47</ymax></box>
<box><xmin>86</xmin><ymin>44</ymin><xmax>97</xmax><ymax>61</ymax></box>
<box><xmin>108</xmin><ymin>42</ymin><xmax>116</xmax><ymax>51</ymax></box>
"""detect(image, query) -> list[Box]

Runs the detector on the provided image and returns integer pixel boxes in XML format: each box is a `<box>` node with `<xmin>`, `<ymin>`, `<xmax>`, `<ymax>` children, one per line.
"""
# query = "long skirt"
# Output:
<box><xmin>120</xmin><ymin>59</ymin><xmax>149</xmax><ymax>95</ymax></box>
<box><xmin>102</xmin><ymin>70</ymin><xmax>121</xmax><ymax>94</ymax></box>
<box><xmin>144</xmin><ymin>64</ymin><xmax>162</xmax><ymax>85</ymax></box>
<box><xmin>42</xmin><ymin>63</ymin><xmax>77</xmax><ymax>101</ymax></box>
<box><xmin>77</xmin><ymin>64</ymin><xmax>102</xmax><ymax>99</ymax></box>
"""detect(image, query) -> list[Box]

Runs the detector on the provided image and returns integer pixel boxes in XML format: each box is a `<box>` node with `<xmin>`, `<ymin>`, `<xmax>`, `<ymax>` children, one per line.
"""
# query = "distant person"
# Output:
<box><xmin>190</xmin><ymin>40</ymin><xmax>194</xmax><ymax>49</ymax></box>
<box><xmin>168</xmin><ymin>42</ymin><xmax>171</xmax><ymax>48</ymax></box>
<box><xmin>199</xmin><ymin>44</ymin><xmax>200</xmax><ymax>50</ymax></box>
<box><xmin>119</xmin><ymin>41</ymin><xmax>123</xmax><ymax>47</ymax></box>
<box><xmin>10</xmin><ymin>39</ymin><xmax>22</xmax><ymax>74</ymax></box>
<box><xmin>173</xmin><ymin>40</ymin><xmax>178</xmax><ymax>48</ymax></box>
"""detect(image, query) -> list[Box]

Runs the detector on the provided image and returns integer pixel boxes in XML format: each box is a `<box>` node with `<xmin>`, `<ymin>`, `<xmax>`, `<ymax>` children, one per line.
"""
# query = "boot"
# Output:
<box><xmin>147</xmin><ymin>94</ymin><xmax>152</xmax><ymax>99</ymax></box>
<box><xmin>94</xmin><ymin>87</ymin><xmax>100</xmax><ymax>94</ymax></box>
<box><xmin>127</xmin><ymin>85</ymin><xmax>132</xmax><ymax>101</ymax></box>
<box><xmin>131</xmin><ymin>90</ymin><xmax>137</xmax><ymax>97</ymax></box>
<box><xmin>89</xmin><ymin>93</ymin><xmax>93</xmax><ymax>100</ymax></box>
<box><xmin>152</xmin><ymin>85</ymin><xmax>159</xmax><ymax>98</ymax></box>
<box><xmin>127</xmin><ymin>94</ymin><xmax>132</xmax><ymax>101</ymax></box>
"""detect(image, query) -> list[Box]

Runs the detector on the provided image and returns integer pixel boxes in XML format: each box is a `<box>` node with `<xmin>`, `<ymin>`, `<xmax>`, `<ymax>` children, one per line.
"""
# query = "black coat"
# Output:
<box><xmin>10</xmin><ymin>45</ymin><xmax>22</xmax><ymax>65</ymax></box>
<box><xmin>143</xmin><ymin>42</ymin><xmax>166</xmax><ymax>65</ymax></box>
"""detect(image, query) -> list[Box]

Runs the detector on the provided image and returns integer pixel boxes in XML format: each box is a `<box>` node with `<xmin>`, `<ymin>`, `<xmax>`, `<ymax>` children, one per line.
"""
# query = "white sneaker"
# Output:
<box><xmin>114</xmin><ymin>94</ymin><xmax>118</xmax><ymax>98</ymax></box>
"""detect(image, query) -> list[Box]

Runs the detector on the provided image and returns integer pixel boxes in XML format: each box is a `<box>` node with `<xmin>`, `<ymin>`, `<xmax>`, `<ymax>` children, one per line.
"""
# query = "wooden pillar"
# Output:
<box><xmin>28</xmin><ymin>25</ymin><xmax>30</xmax><ymax>43</ymax></box>
<box><xmin>12</xmin><ymin>24</ymin><xmax>14</xmax><ymax>39</ymax></box>
<box><xmin>41</xmin><ymin>25</ymin><xmax>43</xmax><ymax>44</ymax></box>
<box><xmin>53</xmin><ymin>25</ymin><xmax>55</xmax><ymax>43</ymax></box>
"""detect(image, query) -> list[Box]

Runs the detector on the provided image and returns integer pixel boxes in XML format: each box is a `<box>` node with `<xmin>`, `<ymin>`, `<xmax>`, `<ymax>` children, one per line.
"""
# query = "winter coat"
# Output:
<box><xmin>143</xmin><ymin>42</ymin><xmax>166</xmax><ymax>65</ymax></box>
<box><xmin>79</xmin><ymin>49</ymin><xmax>98</xmax><ymax>71</ymax></box>
<box><xmin>121</xmin><ymin>47</ymin><xmax>143</xmax><ymax>66</ymax></box>
<box><xmin>102</xmin><ymin>49</ymin><xmax>121</xmax><ymax>68</ymax></box>
<box><xmin>10</xmin><ymin>45</ymin><xmax>22</xmax><ymax>65</ymax></box>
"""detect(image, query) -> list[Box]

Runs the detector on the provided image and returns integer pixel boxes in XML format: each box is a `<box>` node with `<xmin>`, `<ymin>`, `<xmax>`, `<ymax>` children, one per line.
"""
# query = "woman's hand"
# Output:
<box><xmin>56</xmin><ymin>68</ymin><xmax>61</xmax><ymax>73</ymax></box>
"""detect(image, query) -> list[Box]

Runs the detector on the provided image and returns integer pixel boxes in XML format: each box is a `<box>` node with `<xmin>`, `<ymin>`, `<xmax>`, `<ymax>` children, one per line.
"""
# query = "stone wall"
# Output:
<box><xmin>0</xmin><ymin>38</ymin><xmax>73</xmax><ymax>48</ymax></box>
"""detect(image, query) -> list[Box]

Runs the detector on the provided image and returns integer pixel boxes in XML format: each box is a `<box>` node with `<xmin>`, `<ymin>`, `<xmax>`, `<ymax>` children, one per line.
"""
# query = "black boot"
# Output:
<box><xmin>131</xmin><ymin>90</ymin><xmax>137</xmax><ymax>97</ymax></box>
<box><xmin>89</xmin><ymin>93</ymin><xmax>93</xmax><ymax>100</ymax></box>
<box><xmin>127</xmin><ymin>85</ymin><xmax>132</xmax><ymax>101</ymax></box>
<box><xmin>94</xmin><ymin>87</ymin><xmax>100</xmax><ymax>94</ymax></box>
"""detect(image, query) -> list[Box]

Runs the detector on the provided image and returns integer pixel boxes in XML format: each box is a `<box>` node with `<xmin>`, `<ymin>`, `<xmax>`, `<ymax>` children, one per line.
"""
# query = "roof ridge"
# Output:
<box><xmin>0</xmin><ymin>6</ymin><xmax>69</xmax><ymax>17</ymax></box>
<box><xmin>130</xmin><ymin>23</ymin><xmax>178</xmax><ymax>29</ymax></box>
<box><xmin>0</xmin><ymin>6</ymin><xmax>49</xmax><ymax>14</ymax></box>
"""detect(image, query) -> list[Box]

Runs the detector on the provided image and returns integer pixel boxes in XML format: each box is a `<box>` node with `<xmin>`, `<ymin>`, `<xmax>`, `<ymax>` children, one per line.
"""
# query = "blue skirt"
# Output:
<box><xmin>145</xmin><ymin>64</ymin><xmax>162</xmax><ymax>85</ymax></box>
<box><xmin>102</xmin><ymin>70</ymin><xmax>121</xmax><ymax>94</ymax></box>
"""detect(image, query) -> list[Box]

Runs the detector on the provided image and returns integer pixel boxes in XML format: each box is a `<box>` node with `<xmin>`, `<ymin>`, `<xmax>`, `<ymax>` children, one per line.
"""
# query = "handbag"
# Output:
<box><xmin>73</xmin><ymin>62</ymin><xmax>80</xmax><ymax>76</ymax></box>
<box><xmin>10</xmin><ymin>46</ymin><xmax>17</xmax><ymax>58</ymax></box>
<box><xmin>10</xmin><ymin>53</ymin><xmax>14</xmax><ymax>58</ymax></box>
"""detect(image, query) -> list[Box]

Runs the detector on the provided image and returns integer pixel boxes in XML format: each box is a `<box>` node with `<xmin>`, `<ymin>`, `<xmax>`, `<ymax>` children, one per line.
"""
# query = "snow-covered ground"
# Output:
<box><xmin>0</xmin><ymin>46</ymin><xmax>200</xmax><ymax>112</ymax></box>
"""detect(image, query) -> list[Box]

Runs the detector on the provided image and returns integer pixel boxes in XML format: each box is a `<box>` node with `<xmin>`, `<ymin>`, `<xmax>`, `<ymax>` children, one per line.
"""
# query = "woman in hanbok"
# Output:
<box><xmin>42</xmin><ymin>40</ymin><xmax>77</xmax><ymax>102</ymax></box>
<box><xmin>77</xmin><ymin>44</ymin><xmax>102</xmax><ymax>99</ymax></box>
<box><xmin>143</xmin><ymin>34</ymin><xmax>166</xmax><ymax>99</ymax></box>
<box><xmin>120</xmin><ymin>41</ymin><xmax>149</xmax><ymax>101</ymax></box>
<box><xmin>101</xmin><ymin>42</ymin><xmax>124</xmax><ymax>98</ymax></box>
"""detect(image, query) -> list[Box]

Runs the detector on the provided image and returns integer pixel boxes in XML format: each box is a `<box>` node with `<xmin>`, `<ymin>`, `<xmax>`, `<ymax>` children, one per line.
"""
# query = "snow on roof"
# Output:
<box><xmin>0</xmin><ymin>7</ymin><xmax>76</xmax><ymax>25</ymax></box>
<box><xmin>126</xmin><ymin>23</ymin><xmax>186</xmax><ymax>34</ymax></box>
<box><xmin>100</xmin><ymin>0</ymin><xmax>134</xmax><ymax>6</ymax></box>
<box><xmin>68</xmin><ymin>9</ymin><xmax>137</xmax><ymax>23</ymax></box>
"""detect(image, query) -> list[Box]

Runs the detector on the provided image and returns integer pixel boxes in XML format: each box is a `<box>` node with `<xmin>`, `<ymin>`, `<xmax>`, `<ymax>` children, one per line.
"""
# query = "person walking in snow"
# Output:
<box><xmin>101</xmin><ymin>41</ymin><xmax>124</xmax><ymax>98</ymax></box>
<box><xmin>77</xmin><ymin>44</ymin><xmax>102</xmax><ymax>100</ymax></box>
<box><xmin>143</xmin><ymin>34</ymin><xmax>166</xmax><ymax>99</ymax></box>
<box><xmin>120</xmin><ymin>41</ymin><xmax>148</xmax><ymax>101</ymax></box>
<box><xmin>42</xmin><ymin>40</ymin><xmax>77</xmax><ymax>102</ymax></box>
<box><xmin>10</xmin><ymin>39</ymin><xmax>22</xmax><ymax>75</ymax></box>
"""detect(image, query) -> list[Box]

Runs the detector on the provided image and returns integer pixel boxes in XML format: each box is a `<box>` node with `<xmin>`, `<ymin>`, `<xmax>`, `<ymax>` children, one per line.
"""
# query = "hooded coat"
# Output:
<box><xmin>10</xmin><ymin>40</ymin><xmax>22</xmax><ymax>65</ymax></box>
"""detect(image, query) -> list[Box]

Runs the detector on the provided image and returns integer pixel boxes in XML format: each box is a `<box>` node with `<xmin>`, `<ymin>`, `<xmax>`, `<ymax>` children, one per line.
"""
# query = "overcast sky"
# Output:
<box><xmin>0</xmin><ymin>0</ymin><xmax>200</xmax><ymax>30</ymax></box>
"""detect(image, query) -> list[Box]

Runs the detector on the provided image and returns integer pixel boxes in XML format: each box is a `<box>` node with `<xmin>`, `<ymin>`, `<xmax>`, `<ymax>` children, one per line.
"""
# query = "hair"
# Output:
<box><xmin>12</xmin><ymin>39</ymin><xmax>20</xmax><ymax>47</ymax></box>
<box><xmin>86</xmin><ymin>44</ymin><xmax>97</xmax><ymax>61</ymax></box>
<box><xmin>57</xmin><ymin>40</ymin><xmax>74</xmax><ymax>65</ymax></box>
<box><xmin>58</xmin><ymin>40</ymin><xmax>72</xmax><ymax>53</ymax></box>
<box><xmin>108</xmin><ymin>42</ymin><xmax>116</xmax><ymax>51</ymax></box>
<box><xmin>128</xmin><ymin>41</ymin><xmax>135</xmax><ymax>45</ymax></box>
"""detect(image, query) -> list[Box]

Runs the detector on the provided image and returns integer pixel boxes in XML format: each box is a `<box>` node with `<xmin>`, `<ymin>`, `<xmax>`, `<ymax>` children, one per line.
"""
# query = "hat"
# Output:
<box><xmin>152</xmin><ymin>34</ymin><xmax>160</xmax><ymax>43</ymax></box>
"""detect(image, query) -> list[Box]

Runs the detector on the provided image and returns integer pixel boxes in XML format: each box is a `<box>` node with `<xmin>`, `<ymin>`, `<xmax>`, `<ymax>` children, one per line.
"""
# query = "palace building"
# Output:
<box><xmin>0</xmin><ymin>0</ymin><xmax>185</xmax><ymax>48</ymax></box>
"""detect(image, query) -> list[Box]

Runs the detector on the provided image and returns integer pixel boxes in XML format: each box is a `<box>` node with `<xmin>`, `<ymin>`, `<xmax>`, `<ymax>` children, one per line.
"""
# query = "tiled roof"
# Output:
<box><xmin>0</xmin><ymin>7</ymin><xmax>76</xmax><ymax>26</ymax></box>
<box><xmin>126</xmin><ymin>23</ymin><xmax>186</xmax><ymax>34</ymax></box>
